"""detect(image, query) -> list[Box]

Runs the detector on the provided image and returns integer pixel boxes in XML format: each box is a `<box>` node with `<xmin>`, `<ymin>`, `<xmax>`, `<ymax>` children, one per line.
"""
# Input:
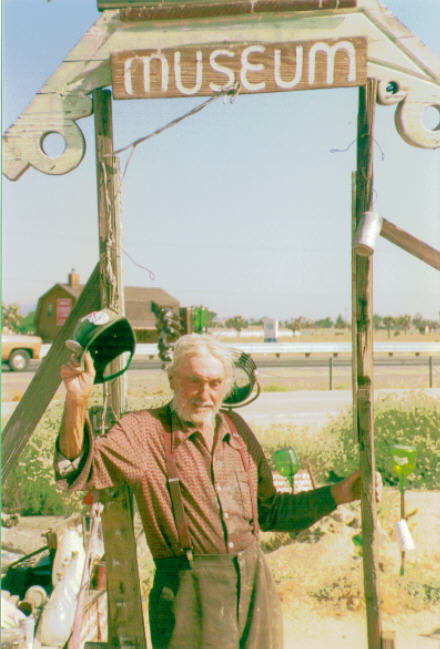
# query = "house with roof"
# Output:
<box><xmin>34</xmin><ymin>270</ymin><xmax>180</xmax><ymax>342</ymax></box>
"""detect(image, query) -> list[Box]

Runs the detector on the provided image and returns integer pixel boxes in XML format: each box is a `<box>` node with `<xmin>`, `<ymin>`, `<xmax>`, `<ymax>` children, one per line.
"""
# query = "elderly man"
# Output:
<box><xmin>56</xmin><ymin>333</ymin><xmax>374</xmax><ymax>649</ymax></box>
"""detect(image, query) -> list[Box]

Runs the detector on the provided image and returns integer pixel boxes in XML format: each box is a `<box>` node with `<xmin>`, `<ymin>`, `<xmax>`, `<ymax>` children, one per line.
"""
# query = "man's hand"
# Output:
<box><xmin>331</xmin><ymin>470</ymin><xmax>382</xmax><ymax>506</ymax></box>
<box><xmin>59</xmin><ymin>352</ymin><xmax>95</xmax><ymax>459</ymax></box>
<box><xmin>61</xmin><ymin>352</ymin><xmax>95</xmax><ymax>403</ymax></box>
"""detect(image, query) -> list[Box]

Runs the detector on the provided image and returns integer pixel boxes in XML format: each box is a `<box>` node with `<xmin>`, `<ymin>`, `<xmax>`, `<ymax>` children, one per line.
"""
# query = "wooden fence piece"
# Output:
<box><xmin>354</xmin><ymin>79</ymin><xmax>383</xmax><ymax>649</ymax></box>
<box><xmin>93</xmin><ymin>88</ymin><xmax>147</xmax><ymax>649</ymax></box>
<box><xmin>381</xmin><ymin>630</ymin><xmax>396</xmax><ymax>649</ymax></box>
<box><xmin>1</xmin><ymin>263</ymin><xmax>100</xmax><ymax>484</ymax></box>
<box><xmin>381</xmin><ymin>218</ymin><xmax>440</xmax><ymax>271</ymax></box>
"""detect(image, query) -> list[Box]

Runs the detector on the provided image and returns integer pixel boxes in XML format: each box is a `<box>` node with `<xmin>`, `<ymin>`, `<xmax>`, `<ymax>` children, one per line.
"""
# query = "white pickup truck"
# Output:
<box><xmin>1</xmin><ymin>333</ymin><xmax>42</xmax><ymax>371</ymax></box>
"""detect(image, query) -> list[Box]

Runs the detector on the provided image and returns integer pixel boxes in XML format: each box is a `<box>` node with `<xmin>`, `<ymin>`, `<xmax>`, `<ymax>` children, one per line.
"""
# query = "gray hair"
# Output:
<box><xmin>167</xmin><ymin>334</ymin><xmax>234</xmax><ymax>393</ymax></box>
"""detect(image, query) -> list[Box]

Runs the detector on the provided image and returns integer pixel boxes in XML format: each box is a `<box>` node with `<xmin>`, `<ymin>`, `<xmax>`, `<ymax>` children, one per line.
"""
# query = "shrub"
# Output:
<box><xmin>2</xmin><ymin>388</ymin><xmax>170</xmax><ymax>516</ymax></box>
<box><xmin>256</xmin><ymin>391</ymin><xmax>439</xmax><ymax>491</ymax></box>
<box><xmin>257</xmin><ymin>423</ymin><xmax>338</xmax><ymax>482</ymax></box>
<box><xmin>2</xmin><ymin>402</ymin><xmax>84</xmax><ymax>516</ymax></box>
<box><xmin>323</xmin><ymin>391</ymin><xmax>440</xmax><ymax>490</ymax></box>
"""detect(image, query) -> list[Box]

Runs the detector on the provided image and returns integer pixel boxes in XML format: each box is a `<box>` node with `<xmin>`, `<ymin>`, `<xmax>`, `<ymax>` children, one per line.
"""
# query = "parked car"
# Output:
<box><xmin>1</xmin><ymin>333</ymin><xmax>42</xmax><ymax>371</ymax></box>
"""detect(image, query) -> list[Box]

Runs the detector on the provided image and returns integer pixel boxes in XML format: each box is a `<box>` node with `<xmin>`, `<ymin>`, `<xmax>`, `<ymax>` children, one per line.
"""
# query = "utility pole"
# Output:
<box><xmin>353</xmin><ymin>79</ymin><xmax>384</xmax><ymax>649</ymax></box>
<box><xmin>93</xmin><ymin>88</ymin><xmax>147</xmax><ymax>648</ymax></box>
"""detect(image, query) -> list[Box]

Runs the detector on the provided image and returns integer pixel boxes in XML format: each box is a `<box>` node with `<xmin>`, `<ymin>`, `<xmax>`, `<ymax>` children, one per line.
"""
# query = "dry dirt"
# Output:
<box><xmin>269</xmin><ymin>489</ymin><xmax>440</xmax><ymax>649</ymax></box>
<box><xmin>2</xmin><ymin>490</ymin><xmax>439</xmax><ymax>649</ymax></box>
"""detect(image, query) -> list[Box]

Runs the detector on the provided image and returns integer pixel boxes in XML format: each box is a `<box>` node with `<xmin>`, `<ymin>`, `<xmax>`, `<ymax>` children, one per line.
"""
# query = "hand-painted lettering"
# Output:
<box><xmin>111</xmin><ymin>38</ymin><xmax>366</xmax><ymax>99</ymax></box>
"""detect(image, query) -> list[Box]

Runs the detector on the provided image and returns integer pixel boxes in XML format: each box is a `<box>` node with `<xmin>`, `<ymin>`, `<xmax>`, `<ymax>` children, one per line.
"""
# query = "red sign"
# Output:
<box><xmin>56</xmin><ymin>298</ymin><xmax>72</xmax><ymax>326</ymax></box>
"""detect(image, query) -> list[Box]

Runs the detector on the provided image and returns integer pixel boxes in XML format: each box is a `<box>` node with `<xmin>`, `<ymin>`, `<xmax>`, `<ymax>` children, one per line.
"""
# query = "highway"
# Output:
<box><xmin>2</xmin><ymin>355</ymin><xmax>438</xmax><ymax>373</ymax></box>
<box><xmin>239</xmin><ymin>388</ymin><xmax>440</xmax><ymax>428</ymax></box>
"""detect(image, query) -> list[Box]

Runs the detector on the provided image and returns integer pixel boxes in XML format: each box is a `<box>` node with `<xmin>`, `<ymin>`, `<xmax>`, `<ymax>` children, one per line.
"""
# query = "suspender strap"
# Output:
<box><xmin>223</xmin><ymin>414</ymin><xmax>260</xmax><ymax>536</ymax></box>
<box><xmin>161</xmin><ymin>409</ymin><xmax>259</xmax><ymax>560</ymax></box>
<box><xmin>162</xmin><ymin>427</ymin><xmax>193</xmax><ymax>561</ymax></box>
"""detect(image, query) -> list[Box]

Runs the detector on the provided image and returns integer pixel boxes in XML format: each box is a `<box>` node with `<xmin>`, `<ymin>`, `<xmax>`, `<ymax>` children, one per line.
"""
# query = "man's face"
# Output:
<box><xmin>170</xmin><ymin>351</ymin><xmax>228</xmax><ymax>426</ymax></box>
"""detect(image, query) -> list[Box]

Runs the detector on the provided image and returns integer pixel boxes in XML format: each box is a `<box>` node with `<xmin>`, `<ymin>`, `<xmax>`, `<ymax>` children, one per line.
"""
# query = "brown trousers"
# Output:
<box><xmin>149</xmin><ymin>541</ymin><xmax>283</xmax><ymax>649</ymax></box>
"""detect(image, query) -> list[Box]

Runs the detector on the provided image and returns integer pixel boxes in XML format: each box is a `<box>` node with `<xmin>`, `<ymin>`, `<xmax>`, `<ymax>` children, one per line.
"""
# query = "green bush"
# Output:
<box><xmin>2</xmin><ymin>388</ymin><xmax>170</xmax><ymax>516</ymax></box>
<box><xmin>322</xmin><ymin>391</ymin><xmax>440</xmax><ymax>490</ymax></box>
<box><xmin>257</xmin><ymin>423</ymin><xmax>338</xmax><ymax>481</ymax></box>
<box><xmin>257</xmin><ymin>391</ymin><xmax>439</xmax><ymax>490</ymax></box>
<box><xmin>2</xmin><ymin>402</ymin><xmax>84</xmax><ymax>515</ymax></box>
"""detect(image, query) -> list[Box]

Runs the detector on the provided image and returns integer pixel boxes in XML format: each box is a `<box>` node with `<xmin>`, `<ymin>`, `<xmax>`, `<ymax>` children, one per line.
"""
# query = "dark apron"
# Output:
<box><xmin>149</xmin><ymin>541</ymin><xmax>283</xmax><ymax>649</ymax></box>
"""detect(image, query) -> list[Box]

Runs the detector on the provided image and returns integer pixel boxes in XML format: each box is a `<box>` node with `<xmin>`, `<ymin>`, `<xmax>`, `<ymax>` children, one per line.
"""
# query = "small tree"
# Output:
<box><xmin>1</xmin><ymin>302</ymin><xmax>23</xmax><ymax>332</ymax></box>
<box><xmin>16</xmin><ymin>311</ymin><xmax>37</xmax><ymax>334</ymax></box>
<box><xmin>285</xmin><ymin>316</ymin><xmax>310</xmax><ymax>334</ymax></box>
<box><xmin>225</xmin><ymin>315</ymin><xmax>248</xmax><ymax>336</ymax></box>
<box><xmin>413</xmin><ymin>312</ymin><xmax>427</xmax><ymax>334</ymax></box>
<box><xmin>335</xmin><ymin>314</ymin><xmax>349</xmax><ymax>329</ymax></box>
<box><xmin>205</xmin><ymin>309</ymin><xmax>218</xmax><ymax>328</ymax></box>
<box><xmin>383</xmin><ymin>316</ymin><xmax>396</xmax><ymax>339</ymax></box>
<box><xmin>396</xmin><ymin>314</ymin><xmax>412</xmax><ymax>335</ymax></box>
<box><xmin>313</xmin><ymin>316</ymin><xmax>333</xmax><ymax>329</ymax></box>
<box><xmin>373</xmin><ymin>314</ymin><xmax>383</xmax><ymax>331</ymax></box>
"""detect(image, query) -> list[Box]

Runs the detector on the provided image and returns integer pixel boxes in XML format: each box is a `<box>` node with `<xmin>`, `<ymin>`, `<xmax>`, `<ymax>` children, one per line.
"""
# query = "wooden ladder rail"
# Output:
<box><xmin>1</xmin><ymin>263</ymin><xmax>100</xmax><ymax>484</ymax></box>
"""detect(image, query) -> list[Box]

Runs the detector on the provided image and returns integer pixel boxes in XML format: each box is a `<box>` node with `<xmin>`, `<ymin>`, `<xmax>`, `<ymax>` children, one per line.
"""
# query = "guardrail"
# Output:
<box><xmin>34</xmin><ymin>342</ymin><xmax>439</xmax><ymax>389</ymax></box>
<box><xmin>132</xmin><ymin>341</ymin><xmax>440</xmax><ymax>356</ymax></box>
<box><xmin>44</xmin><ymin>341</ymin><xmax>440</xmax><ymax>358</ymax></box>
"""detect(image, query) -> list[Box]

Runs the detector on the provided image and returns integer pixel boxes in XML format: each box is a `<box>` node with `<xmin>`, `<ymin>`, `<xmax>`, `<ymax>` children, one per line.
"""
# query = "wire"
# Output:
<box><xmin>122</xmin><ymin>247</ymin><xmax>156</xmax><ymax>280</ymax></box>
<box><xmin>330</xmin><ymin>135</ymin><xmax>385</xmax><ymax>160</ymax></box>
<box><xmin>113</xmin><ymin>83</ymin><xmax>241</xmax><ymax>178</ymax></box>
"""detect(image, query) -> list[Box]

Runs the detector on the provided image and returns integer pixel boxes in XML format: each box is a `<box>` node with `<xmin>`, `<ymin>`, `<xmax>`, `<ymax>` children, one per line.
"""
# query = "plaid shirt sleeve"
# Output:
<box><xmin>53</xmin><ymin>417</ymin><xmax>93</xmax><ymax>489</ymax></box>
<box><xmin>227</xmin><ymin>411</ymin><xmax>337</xmax><ymax>533</ymax></box>
<box><xmin>258</xmin><ymin>484</ymin><xmax>337</xmax><ymax>532</ymax></box>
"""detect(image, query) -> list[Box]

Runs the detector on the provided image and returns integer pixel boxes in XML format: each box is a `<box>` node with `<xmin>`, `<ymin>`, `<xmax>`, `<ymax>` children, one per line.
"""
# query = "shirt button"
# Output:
<box><xmin>228</xmin><ymin>541</ymin><xmax>234</xmax><ymax>550</ymax></box>
<box><xmin>224</xmin><ymin>512</ymin><xmax>229</xmax><ymax>520</ymax></box>
<box><xmin>216</xmin><ymin>484</ymin><xmax>222</xmax><ymax>492</ymax></box>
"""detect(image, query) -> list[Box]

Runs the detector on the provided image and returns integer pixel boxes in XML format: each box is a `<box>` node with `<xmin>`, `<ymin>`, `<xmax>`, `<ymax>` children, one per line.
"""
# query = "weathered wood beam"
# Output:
<box><xmin>381</xmin><ymin>218</ymin><xmax>440</xmax><ymax>271</ymax></box>
<box><xmin>114</xmin><ymin>0</ymin><xmax>357</xmax><ymax>21</ymax></box>
<box><xmin>351</xmin><ymin>171</ymin><xmax>358</xmax><ymax>443</ymax></box>
<box><xmin>93</xmin><ymin>88</ymin><xmax>147</xmax><ymax>649</ymax></box>
<box><xmin>1</xmin><ymin>263</ymin><xmax>100</xmax><ymax>484</ymax></box>
<box><xmin>354</xmin><ymin>79</ymin><xmax>383</xmax><ymax>649</ymax></box>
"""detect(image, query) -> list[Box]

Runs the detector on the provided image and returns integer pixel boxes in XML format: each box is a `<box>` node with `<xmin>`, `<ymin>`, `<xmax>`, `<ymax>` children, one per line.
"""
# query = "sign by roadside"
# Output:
<box><xmin>264</xmin><ymin>318</ymin><xmax>278</xmax><ymax>343</ymax></box>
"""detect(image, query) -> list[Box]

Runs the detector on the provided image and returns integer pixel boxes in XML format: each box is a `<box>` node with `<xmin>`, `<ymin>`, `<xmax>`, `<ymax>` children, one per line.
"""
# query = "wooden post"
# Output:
<box><xmin>351</xmin><ymin>172</ymin><xmax>358</xmax><ymax>443</ymax></box>
<box><xmin>93</xmin><ymin>88</ymin><xmax>147</xmax><ymax>649</ymax></box>
<box><xmin>400</xmin><ymin>489</ymin><xmax>406</xmax><ymax>575</ymax></box>
<box><xmin>328</xmin><ymin>356</ymin><xmax>333</xmax><ymax>390</ymax></box>
<box><xmin>353</xmin><ymin>79</ymin><xmax>383</xmax><ymax>649</ymax></box>
<box><xmin>1</xmin><ymin>263</ymin><xmax>100</xmax><ymax>483</ymax></box>
<box><xmin>381</xmin><ymin>630</ymin><xmax>396</xmax><ymax>649</ymax></box>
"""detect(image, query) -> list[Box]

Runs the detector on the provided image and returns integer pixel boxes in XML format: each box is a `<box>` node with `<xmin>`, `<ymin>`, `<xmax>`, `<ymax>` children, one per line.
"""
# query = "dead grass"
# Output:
<box><xmin>262</xmin><ymin>488</ymin><xmax>440</xmax><ymax>619</ymax></box>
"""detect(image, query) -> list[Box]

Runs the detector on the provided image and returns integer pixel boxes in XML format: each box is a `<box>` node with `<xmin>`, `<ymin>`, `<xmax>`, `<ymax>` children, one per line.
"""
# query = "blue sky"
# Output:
<box><xmin>2</xmin><ymin>0</ymin><xmax>440</xmax><ymax>321</ymax></box>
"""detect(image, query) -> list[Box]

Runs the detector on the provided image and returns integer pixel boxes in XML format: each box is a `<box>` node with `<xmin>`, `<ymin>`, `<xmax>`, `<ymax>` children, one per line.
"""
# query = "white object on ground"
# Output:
<box><xmin>36</xmin><ymin>526</ymin><xmax>85</xmax><ymax>646</ymax></box>
<box><xmin>394</xmin><ymin>519</ymin><xmax>415</xmax><ymax>551</ymax></box>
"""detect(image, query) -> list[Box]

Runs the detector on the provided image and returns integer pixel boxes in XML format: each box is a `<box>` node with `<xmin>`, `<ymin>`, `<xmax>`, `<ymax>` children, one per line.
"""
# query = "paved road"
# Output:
<box><xmin>3</xmin><ymin>367</ymin><xmax>438</xmax><ymax>428</ymax></box>
<box><xmin>238</xmin><ymin>388</ymin><xmax>440</xmax><ymax>428</ymax></box>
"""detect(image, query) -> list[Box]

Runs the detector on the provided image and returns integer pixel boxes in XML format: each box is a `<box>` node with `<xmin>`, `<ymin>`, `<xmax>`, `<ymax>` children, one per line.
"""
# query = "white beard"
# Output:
<box><xmin>172</xmin><ymin>397</ymin><xmax>219</xmax><ymax>428</ymax></box>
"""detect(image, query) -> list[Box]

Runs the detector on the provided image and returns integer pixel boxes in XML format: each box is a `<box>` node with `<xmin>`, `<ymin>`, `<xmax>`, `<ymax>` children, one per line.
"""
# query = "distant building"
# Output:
<box><xmin>34</xmin><ymin>270</ymin><xmax>179</xmax><ymax>342</ymax></box>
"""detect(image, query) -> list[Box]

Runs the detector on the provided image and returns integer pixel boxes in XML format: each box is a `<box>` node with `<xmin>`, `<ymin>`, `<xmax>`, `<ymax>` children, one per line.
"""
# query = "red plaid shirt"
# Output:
<box><xmin>55</xmin><ymin>403</ymin><xmax>336</xmax><ymax>559</ymax></box>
